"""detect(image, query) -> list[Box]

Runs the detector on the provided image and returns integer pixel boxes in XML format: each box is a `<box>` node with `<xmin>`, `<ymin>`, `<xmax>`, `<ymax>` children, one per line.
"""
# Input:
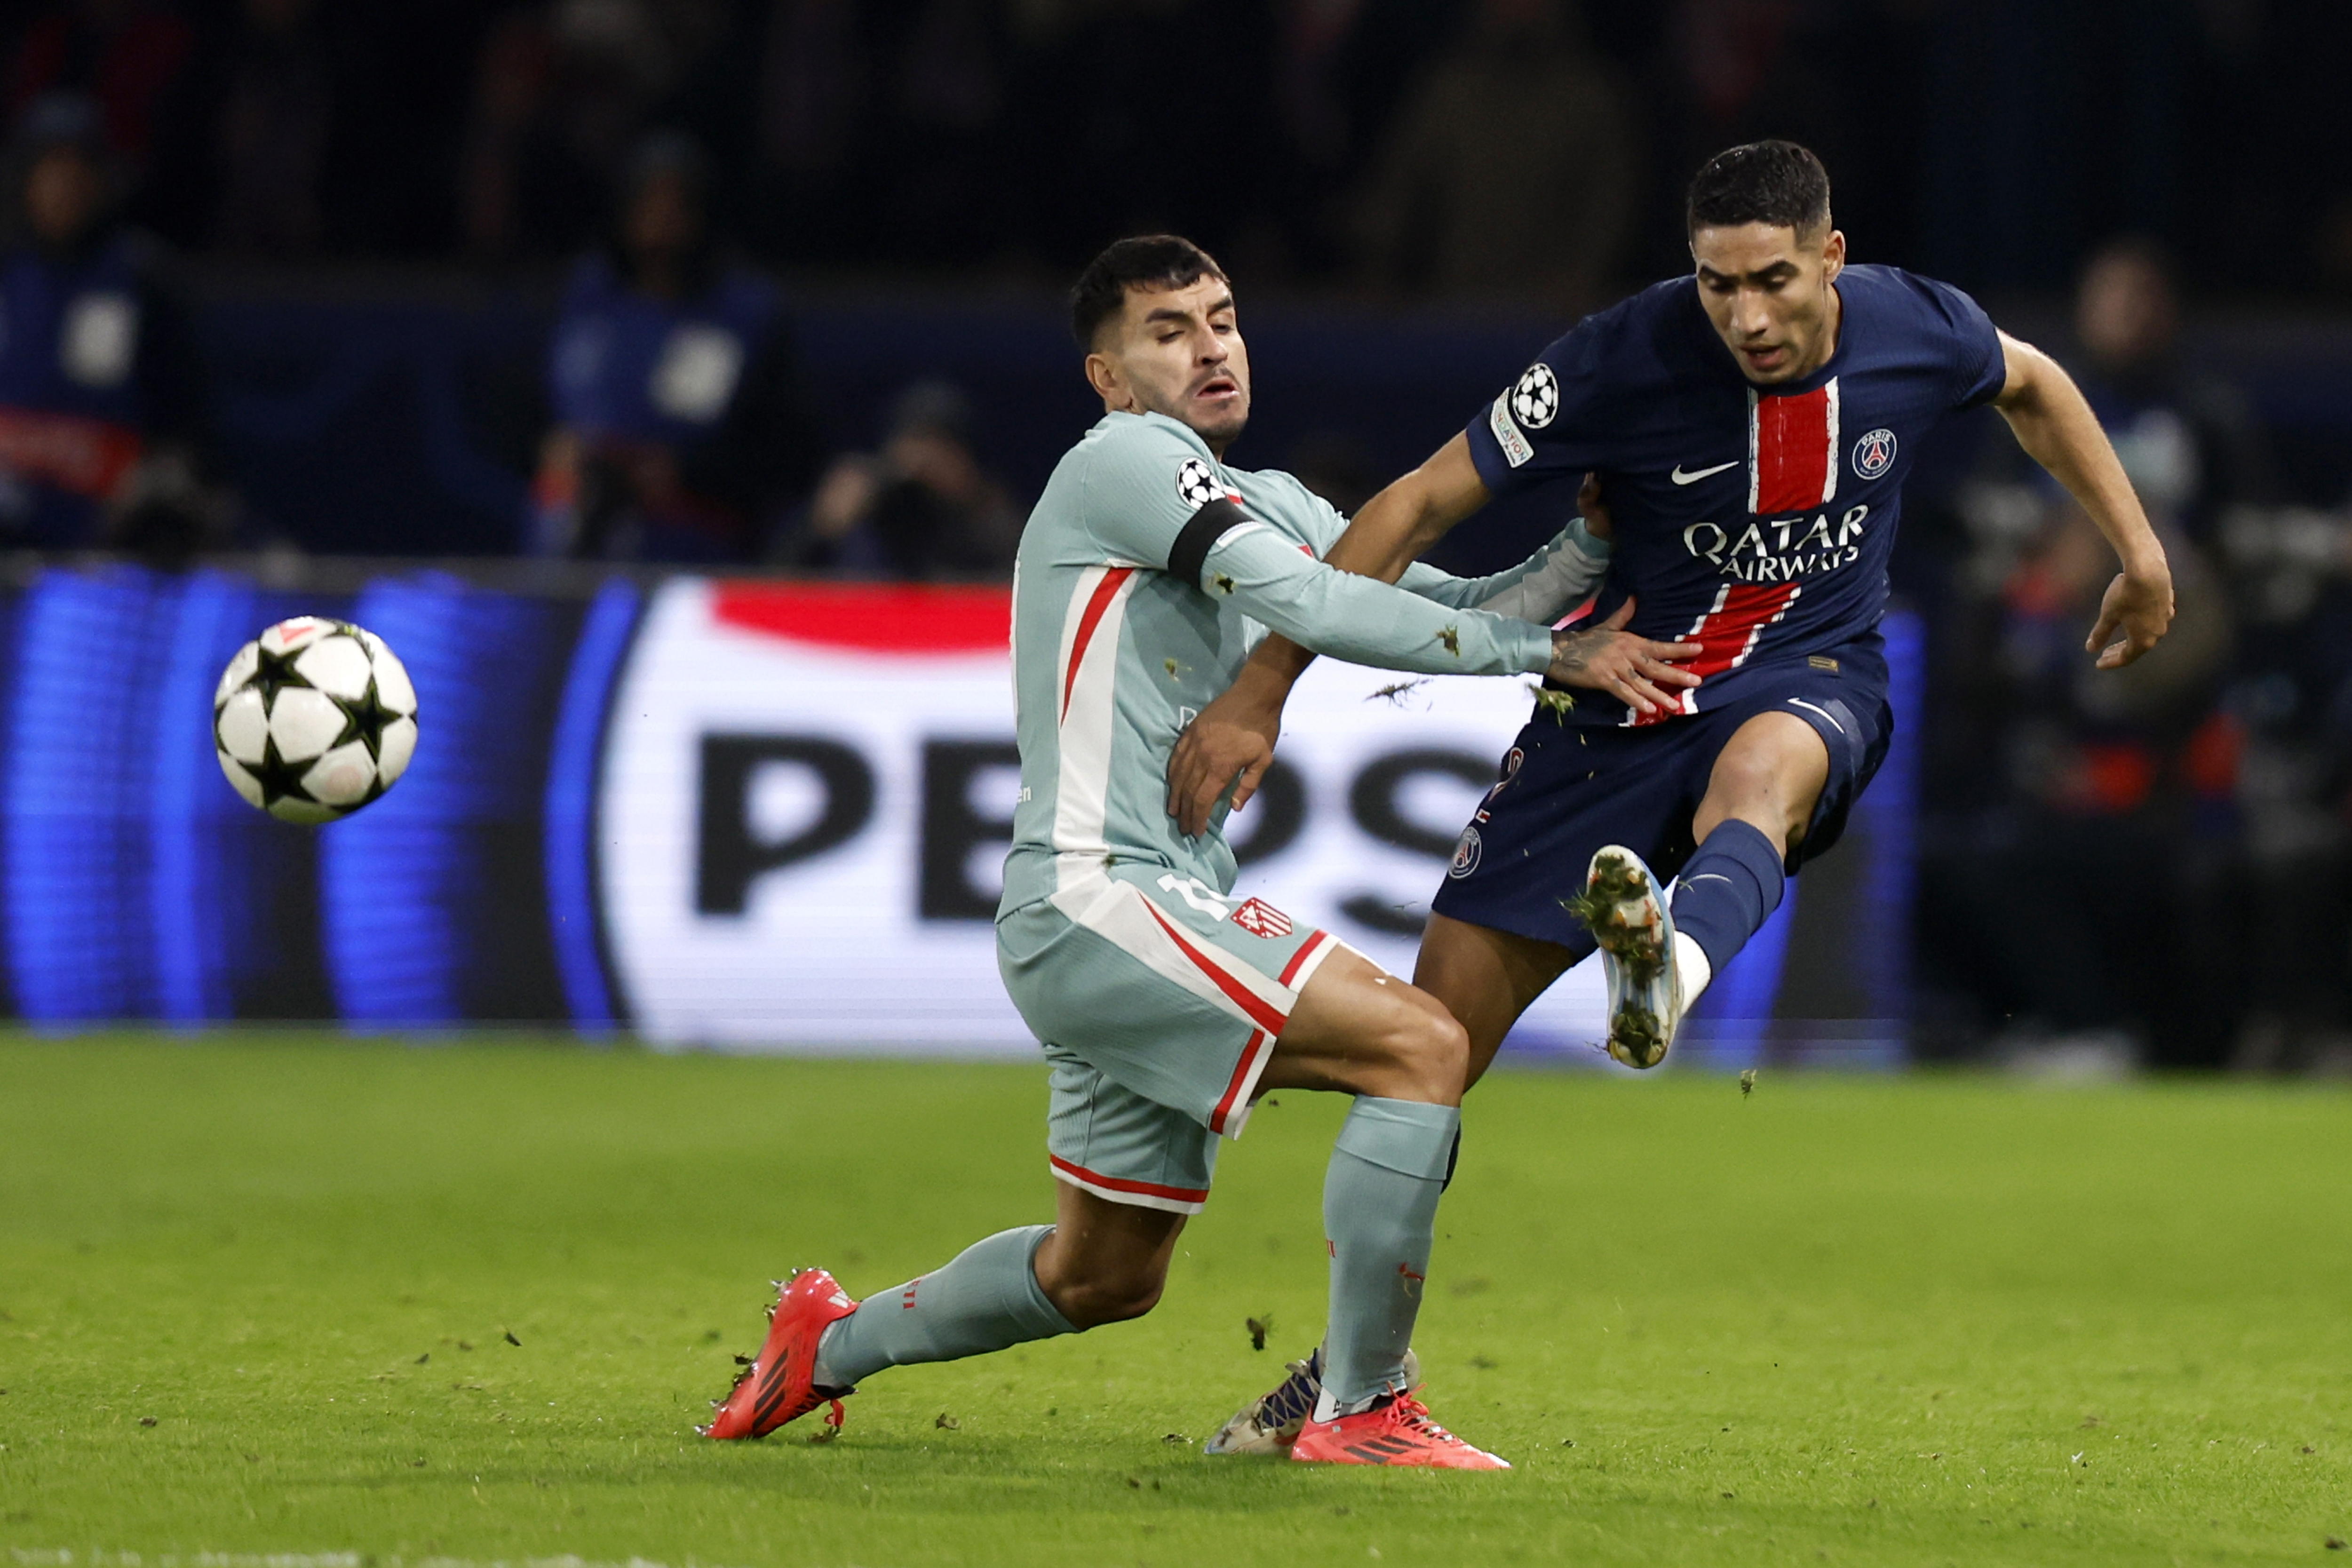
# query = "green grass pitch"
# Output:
<box><xmin>2</xmin><ymin>1036</ymin><xmax>2348</xmax><ymax>1566</ymax></box>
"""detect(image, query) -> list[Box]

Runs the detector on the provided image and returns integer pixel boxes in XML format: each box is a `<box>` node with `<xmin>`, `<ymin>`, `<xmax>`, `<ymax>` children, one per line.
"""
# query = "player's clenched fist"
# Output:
<box><xmin>1545</xmin><ymin>598</ymin><xmax>1701</xmax><ymax>716</ymax></box>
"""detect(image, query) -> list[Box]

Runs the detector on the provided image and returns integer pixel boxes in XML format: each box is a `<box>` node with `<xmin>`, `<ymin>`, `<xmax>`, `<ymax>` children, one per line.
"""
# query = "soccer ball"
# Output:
<box><xmin>213</xmin><ymin>616</ymin><xmax>418</xmax><ymax>824</ymax></box>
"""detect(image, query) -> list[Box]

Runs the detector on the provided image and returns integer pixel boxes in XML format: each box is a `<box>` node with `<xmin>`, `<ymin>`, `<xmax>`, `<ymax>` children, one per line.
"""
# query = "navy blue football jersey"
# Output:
<box><xmin>1465</xmin><ymin>263</ymin><xmax>2005</xmax><ymax>723</ymax></box>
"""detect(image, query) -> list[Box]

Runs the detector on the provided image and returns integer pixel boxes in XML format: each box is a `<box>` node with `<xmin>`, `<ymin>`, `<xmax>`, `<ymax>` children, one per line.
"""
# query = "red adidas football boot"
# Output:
<box><xmin>1289</xmin><ymin>1393</ymin><xmax>1510</xmax><ymax>1469</ymax></box>
<box><xmin>701</xmin><ymin>1266</ymin><xmax>859</xmax><ymax>1440</ymax></box>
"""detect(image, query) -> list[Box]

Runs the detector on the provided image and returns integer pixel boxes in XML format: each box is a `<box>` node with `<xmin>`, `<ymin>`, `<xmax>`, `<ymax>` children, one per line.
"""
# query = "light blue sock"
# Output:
<box><xmin>1320</xmin><ymin>1097</ymin><xmax>1460</xmax><ymax>1413</ymax></box>
<box><xmin>813</xmin><ymin>1224</ymin><xmax>1075</xmax><ymax>1389</ymax></box>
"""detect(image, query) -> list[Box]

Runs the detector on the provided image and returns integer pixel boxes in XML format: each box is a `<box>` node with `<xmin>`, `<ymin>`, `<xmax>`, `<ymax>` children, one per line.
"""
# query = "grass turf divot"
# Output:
<box><xmin>0</xmin><ymin>1035</ymin><xmax>2347</xmax><ymax>1565</ymax></box>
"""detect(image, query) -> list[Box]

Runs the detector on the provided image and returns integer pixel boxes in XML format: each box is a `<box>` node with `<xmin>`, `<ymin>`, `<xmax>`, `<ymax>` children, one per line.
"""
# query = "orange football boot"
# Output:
<box><xmin>701</xmin><ymin>1267</ymin><xmax>859</xmax><ymax>1440</ymax></box>
<box><xmin>1289</xmin><ymin>1392</ymin><xmax>1510</xmax><ymax>1469</ymax></box>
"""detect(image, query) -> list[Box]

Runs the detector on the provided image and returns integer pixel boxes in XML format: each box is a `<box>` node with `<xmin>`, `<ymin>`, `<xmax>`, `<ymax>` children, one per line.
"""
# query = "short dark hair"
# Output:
<box><xmin>1069</xmin><ymin>235</ymin><xmax>1229</xmax><ymax>349</ymax></box>
<box><xmin>1686</xmin><ymin>141</ymin><xmax>1831</xmax><ymax>237</ymax></box>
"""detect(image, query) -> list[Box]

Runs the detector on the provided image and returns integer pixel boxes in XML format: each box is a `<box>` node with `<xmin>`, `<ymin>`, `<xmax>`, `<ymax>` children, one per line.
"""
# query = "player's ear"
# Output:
<box><xmin>1083</xmin><ymin>350</ymin><xmax>1127</xmax><ymax>410</ymax></box>
<box><xmin>1820</xmin><ymin>228</ymin><xmax>1846</xmax><ymax>279</ymax></box>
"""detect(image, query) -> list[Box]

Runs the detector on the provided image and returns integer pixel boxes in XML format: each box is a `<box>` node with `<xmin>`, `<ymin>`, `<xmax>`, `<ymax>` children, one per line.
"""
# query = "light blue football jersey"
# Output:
<box><xmin>998</xmin><ymin>410</ymin><xmax>1608</xmax><ymax>919</ymax></box>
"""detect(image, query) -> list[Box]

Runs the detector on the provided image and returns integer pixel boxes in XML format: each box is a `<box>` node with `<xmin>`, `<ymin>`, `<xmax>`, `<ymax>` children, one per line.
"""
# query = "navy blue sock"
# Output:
<box><xmin>1669</xmin><ymin>819</ymin><xmax>1787</xmax><ymax>973</ymax></box>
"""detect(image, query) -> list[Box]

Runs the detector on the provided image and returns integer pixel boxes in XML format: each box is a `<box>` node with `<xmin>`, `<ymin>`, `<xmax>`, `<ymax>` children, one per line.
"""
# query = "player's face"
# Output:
<box><xmin>1691</xmin><ymin>223</ymin><xmax>1847</xmax><ymax>385</ymax></box>
<box><xmin>1086</xmin><ymin>278</ymin><xmax>1251</xmax><ymax>450</ymax></box>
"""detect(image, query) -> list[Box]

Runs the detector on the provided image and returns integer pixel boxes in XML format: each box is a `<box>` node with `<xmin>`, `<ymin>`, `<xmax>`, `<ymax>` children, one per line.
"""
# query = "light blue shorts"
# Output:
<box><xmin>998</xmin><ymin>859</ymin><xmax>1346</xmax><ymax>1214</ymax></box>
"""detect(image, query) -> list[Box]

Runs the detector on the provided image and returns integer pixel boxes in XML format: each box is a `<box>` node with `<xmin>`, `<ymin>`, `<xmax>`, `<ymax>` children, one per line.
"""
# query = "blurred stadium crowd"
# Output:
<box><xmin>7</xmin><ymin>0</ymin><xmax>2352</xmax><ymax>1069</ymax></box>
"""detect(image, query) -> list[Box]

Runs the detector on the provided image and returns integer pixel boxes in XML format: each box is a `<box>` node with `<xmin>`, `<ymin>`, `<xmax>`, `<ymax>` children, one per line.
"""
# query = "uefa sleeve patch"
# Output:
<box><xmin>1176</xmin><ymin>458</ymin><xmax>1226</xmax><ymax>508</ymax></box>
<box><xmin>1488</xmin><ymin>395</ymin><xmax>1534</xmax><ymax>468</ymax></box>
<box><xmin>1510</xmin><ymin>363</ymin><xmax>1559</xmax><ymax>429</ymax></box>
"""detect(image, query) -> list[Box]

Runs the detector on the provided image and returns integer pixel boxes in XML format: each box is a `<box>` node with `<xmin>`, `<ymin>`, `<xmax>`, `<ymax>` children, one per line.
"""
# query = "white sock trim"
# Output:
<box><xmin>1673</xmin><ymin>929</ymin><xmax>1712</xmax><ymax>1009</ymax></box>
<box><xmin>1313</xmin><ymin>1384</ymin><xmax>1387</xmax><ymax>1423</ymax></box>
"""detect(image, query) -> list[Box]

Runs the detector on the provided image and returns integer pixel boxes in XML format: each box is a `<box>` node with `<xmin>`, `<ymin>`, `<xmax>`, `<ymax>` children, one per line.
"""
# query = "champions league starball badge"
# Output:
<box><xmin>1510</xmin><ymin>363</ymin><xmax>1560</xmax><ymax>429</ymax></box>
<box><xmin>1176</xmin><ymin>457</ymin><xmax>1222</xmax><ymax>508</ymax></box>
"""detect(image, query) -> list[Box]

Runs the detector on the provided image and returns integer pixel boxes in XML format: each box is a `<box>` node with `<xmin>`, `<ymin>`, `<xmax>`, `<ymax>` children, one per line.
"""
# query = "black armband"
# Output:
<box><xmin>1167</xmin><ymin>497</ymin><xmax>1252</xmax><ymax>588</ymax></box>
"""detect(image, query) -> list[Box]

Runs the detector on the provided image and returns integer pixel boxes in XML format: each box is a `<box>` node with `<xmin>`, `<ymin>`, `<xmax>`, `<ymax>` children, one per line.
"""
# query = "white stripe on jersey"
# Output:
<box><xmin>1821</xmin><ymin>376</ymin><xmax>1841</xmax><ymax>504</ymax></box>
<box><xmin>1049</xmin><ymin>565</ymin><xmax>1139</xmax><ymax>861</ymax></box>
<box><xmin>1744</xmin><ymin>388</ymin><xmax>1761</xmax><ymax>516</ymax></box>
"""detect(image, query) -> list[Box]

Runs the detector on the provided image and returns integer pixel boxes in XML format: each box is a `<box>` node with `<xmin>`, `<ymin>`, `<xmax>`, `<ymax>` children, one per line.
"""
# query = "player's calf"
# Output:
<box><xmin>1032</xmin><ymin>1206</ymin><xmax>1177</xmax><ymax>1329</ymax></box>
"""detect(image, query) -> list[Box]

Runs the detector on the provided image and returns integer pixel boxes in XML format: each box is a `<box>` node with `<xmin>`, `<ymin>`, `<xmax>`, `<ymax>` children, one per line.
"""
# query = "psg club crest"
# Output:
<box><xmin>1851</xmin><ymin>428</ymin><xmax>1897</xmax><ymax>481</ymax></box>
<box><xmin>1176</xmin><ymin>457</ymin><xmax>1225</xmax><ymax>508</ymax></box>
<box><xmin>1230</xmin><ymin>897</ymin><xmax>1294</xmax><ymax>939</ymax></box>
<box><xmin>1510</xmin><ymin>363</ymin><xmax>1560</xmax><ymax>430</ymax></box>
<box><xmin>1448</xmin><ymin>826</ymin><xmax>1483</xmax><ymax>879</ymax></box>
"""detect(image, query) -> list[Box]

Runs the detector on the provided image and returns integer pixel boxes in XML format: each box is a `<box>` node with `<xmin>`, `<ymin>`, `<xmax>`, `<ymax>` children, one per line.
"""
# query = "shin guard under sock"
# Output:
<box><xmin>1669</xmin><ymin>819</ymin><xmax>1787</xmax><ymax>976</ymax></box>
<box><xmin>814</xmin><ymin>1224</ymin><xmax>1074</xmax><ymax>1388</ymax></box>
<box><xmin>1319</xmin><ymin>1097</ymin><xmax>1460</xmax><ymax>1413</ymax></box>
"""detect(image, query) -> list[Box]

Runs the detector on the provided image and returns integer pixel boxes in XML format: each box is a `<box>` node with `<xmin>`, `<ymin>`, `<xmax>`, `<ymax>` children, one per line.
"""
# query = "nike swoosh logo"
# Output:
<box><xmin>1671</xmin><ymin>461</ymin><xmax>1739</xmax><ymax>485</ymax></box>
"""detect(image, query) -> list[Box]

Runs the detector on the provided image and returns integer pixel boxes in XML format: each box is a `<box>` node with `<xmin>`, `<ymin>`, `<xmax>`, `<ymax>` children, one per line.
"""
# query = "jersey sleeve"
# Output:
<box><xmin>1912</xmin><ymin>274</ymin><xmax>2007</xmax><ymax>410</ymax></box>
<box><xmin>1192</xmin><ymin>522</ymin><xmax>1555</xmax><ymax>677</ymax></box>
<box><xmin>1397</xmin><ymin>517</ymin><xmax>1610</xmax><ymax>623</ymax></box>
<box><xmin>1462</xmin><ymin>316</ymin><xmax>1618</xmax><ymax>497</ymax></box>
<box><xmin>1073</xmin><ymin>417</ymin><xmax>1228</xmax><ymax>568</ymax></box>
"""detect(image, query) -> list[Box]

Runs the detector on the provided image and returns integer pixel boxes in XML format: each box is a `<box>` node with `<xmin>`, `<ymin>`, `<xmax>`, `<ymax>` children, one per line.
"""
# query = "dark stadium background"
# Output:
<box><xmin>7</xmin><ymin>0</ymin><xmax>2352</xmax><ymax>1071</ymax></box>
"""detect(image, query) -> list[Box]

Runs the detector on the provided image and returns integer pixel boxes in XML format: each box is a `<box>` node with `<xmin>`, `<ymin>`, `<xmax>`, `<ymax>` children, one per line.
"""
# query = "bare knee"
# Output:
<box><xmin>1697</xmin><ymin>769</ymin><xmax>1805</xmax><ymax>849</ymax></box>
<box><xmin>1366</xmin><ymin>992</ymin><xmax>1470</xmax><ymax>1105</ymax></box>
<box><xmin>1699</xmin><ymin>716</ymin><xmax>1827</xmax><ymax>844</ymax></box>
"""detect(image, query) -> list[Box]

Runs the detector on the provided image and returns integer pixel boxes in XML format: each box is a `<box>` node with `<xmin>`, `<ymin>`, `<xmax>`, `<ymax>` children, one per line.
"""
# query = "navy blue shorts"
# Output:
<box><xmin>1430</xmin><ymin>645</ymin><xmax>1892</xmax><ymax>955</ymax></box>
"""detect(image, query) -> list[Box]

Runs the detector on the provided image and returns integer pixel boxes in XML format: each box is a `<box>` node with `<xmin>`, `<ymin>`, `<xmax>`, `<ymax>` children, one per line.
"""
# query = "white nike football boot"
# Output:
<box><xmin>1204</xmin><ymin>1346</ymin><xmax>1423</xmax><ymax>1456</ymax></box>
<box><xmin>1568</xmin><ymin>844</ymin><xmax>1685</xmax><ymax>1069</ymax></box>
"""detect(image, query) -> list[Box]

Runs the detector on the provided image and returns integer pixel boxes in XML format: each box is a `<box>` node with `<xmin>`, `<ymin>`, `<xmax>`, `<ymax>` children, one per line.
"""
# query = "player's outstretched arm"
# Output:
<box><xmin>1168</xmin><ymin>546</ymin><xmax>1696</xmax><ymax>834</ymax></box>
<box><xmin>1397</xmin><ymin>473</ymin><xmax>1616</xmax><ymax>620</ymax></box>
<box><xmin>1192</xmin><ymin>520</ymin><xmax>1554</xmax><ymax>679</ymax></box>
<box><xmin>1991</xmin><ymin>330</ymin><xmax>2176</xmax><ymax>669</ymax></box>
<box><xmin>1166</xmin><ymin>436</ymin><xmax>1494</xmax><ymax>831</ymax></box>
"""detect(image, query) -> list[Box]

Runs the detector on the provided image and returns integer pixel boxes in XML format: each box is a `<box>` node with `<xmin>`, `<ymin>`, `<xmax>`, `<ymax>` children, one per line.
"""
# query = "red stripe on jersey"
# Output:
<box><xmin>1048</xmin><ymin>1154</ymin><xmax>1210</xmax><ymax>1204</ymax></box>
<box><xmin>1209</xmin><ymin>1028</ymin><xmax>1271</xmax><ymax>1134</ymax></box>
<box><xmin>1276</xmin><ymin>929</ymin><xmax>1332</xmax><ymax>987</ymax></box>
<box><xmin>1137</xmin><ymin>898</ymin><xmax>1290</xmax><ymax>1035</ymax></box>
<box><xmin>1635</xmin><ymin>582</ymin><xmax>1802</xmax><ymax>726</ymax></box>
<box><xmin>1748</xmin><ymin>380</ymin><xmax>1840</xmax><ymax>514</ymax></box>
<box><xmin>1059</xmin><ymin>566</ymin><xmax>1135</xmax><ymax>723</ymax></box>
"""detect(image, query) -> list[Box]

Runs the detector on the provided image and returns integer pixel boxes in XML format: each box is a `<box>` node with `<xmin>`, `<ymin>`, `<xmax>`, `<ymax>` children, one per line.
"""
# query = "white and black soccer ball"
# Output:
<box><xmin>213</xmin><ymin>616</ymin><xmax>418</xmax><ymax>824</ymax></box>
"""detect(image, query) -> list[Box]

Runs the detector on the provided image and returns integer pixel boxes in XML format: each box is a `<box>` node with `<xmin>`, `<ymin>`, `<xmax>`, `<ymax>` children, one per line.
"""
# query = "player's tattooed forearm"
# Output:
<box><xmin>1549</xmin><ymin>629</ymin><xmax>1610</xmax><ymax>679</ymax></box>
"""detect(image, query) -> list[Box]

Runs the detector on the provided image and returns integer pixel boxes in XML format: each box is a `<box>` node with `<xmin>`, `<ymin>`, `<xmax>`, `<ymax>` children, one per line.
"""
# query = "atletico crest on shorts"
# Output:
<box><xmin>1231</xmin><ymin>898</ymin><xmax>1294</xmax><ymax>939</ymax></box>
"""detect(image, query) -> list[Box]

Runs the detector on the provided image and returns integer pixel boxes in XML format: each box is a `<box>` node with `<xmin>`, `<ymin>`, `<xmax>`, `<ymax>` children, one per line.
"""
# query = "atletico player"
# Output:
<box><xmin>701</xmin><ymin>235</ymin><xmax>1678</xmax><ymax>1467</ymax></box>
<box><xmin>1172</xmin><ymin>141</ymin><xmax>2177</xmax><ymax>1452</ymax></box>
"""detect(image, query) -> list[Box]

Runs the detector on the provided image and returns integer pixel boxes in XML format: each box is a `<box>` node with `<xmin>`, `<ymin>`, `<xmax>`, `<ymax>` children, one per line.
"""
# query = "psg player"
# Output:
<box><xmin>1171</xmin><ymin>141</ymin><xmax>2177</xmax><ymax>1451</ymax></box>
